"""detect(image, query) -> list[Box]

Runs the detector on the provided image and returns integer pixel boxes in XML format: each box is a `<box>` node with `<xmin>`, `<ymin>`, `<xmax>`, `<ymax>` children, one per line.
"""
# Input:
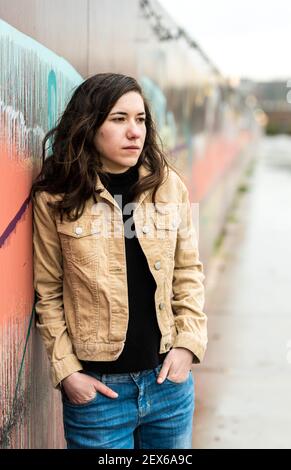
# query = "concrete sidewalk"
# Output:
<box><xmin>192</xmin><ymin>135</ymin><xmax>291</xmax><ymax>449</ymax></box>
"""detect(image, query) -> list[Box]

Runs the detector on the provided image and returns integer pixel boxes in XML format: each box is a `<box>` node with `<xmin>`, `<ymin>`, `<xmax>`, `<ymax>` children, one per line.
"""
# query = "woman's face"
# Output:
<box><xmin>94</xmin><ymin>91</ymin><xmax>146</xmax><ymax>173</ymax></box>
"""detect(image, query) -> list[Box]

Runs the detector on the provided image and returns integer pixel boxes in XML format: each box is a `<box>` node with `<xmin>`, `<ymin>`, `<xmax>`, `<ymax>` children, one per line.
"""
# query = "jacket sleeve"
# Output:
<box><xmin>171</xmin><ymin>182</ymin><xmax>208</xmax><ymax>363</ymax></box>
<box><xmin>32</xmin><ymin>191</ymin><xmax>83</xmax><ymax>388</ymax></box>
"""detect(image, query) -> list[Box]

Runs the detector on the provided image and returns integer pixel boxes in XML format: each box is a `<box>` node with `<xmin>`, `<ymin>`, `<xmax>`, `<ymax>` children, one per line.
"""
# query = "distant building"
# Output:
<box><xmin>240</xmin><ymin>79</ymin><xmax>291</xmax><ymax>134</ymax></box>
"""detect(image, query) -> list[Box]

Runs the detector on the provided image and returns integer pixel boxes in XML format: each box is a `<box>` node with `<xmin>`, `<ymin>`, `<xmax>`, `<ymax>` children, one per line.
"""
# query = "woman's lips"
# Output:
<box><xmin>122</xmin><ymin>147</ymin><xmax>140</xmax><ymax>151</ymax></box>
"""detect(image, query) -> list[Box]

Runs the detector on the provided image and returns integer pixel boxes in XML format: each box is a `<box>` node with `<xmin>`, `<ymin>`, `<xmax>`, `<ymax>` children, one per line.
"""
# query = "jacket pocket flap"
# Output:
<box><xmin>56</xmin><ymin>218</ymin><xmax>101</xmax><ymax>238</ymax></box>
<box><xmin>153</xmin><ymin>214</ymin><xmax>179</xmax><ymax>231</ymax></box>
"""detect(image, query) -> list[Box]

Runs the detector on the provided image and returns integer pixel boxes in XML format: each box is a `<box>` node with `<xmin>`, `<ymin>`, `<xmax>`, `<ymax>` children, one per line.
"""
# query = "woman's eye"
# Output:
<box><xmin>112</xmin><ymin>117</ymin><xmax>145</xmax><ymax>123</ymax></box>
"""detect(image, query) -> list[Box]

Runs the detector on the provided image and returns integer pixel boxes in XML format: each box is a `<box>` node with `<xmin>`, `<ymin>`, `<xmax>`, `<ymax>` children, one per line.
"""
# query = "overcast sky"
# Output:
<box><xmin>159</xmin><ymin>0</ymin><xmax>291</xmax><ymax>82</ymax></box>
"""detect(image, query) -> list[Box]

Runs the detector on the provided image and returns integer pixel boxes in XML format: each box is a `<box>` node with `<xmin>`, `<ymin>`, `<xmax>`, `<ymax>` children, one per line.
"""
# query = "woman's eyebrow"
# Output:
<box><xmin>109</xmin><ymin>111</ymin><xmax>146</xmax><ymax>116</ymax></box>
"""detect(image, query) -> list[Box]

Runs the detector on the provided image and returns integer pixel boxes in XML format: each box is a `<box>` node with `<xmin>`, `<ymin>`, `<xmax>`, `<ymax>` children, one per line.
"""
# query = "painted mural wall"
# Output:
<box><xmin>0</xmin><ymin>0</ymin><xmax>259</xmax><ymax>448</ymax></box>
<box><xmin>0</xmin><ymin>19</ymin><xmax>83</xmax><ymax>448</ymax></box>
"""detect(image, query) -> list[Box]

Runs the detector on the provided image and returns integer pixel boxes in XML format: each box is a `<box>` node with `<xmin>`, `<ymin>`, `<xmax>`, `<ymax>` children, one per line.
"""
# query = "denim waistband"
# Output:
<box><xmin>83</xmin><ymin>363</ymin><xmax>163</xmax><ymax>383</ymax></box>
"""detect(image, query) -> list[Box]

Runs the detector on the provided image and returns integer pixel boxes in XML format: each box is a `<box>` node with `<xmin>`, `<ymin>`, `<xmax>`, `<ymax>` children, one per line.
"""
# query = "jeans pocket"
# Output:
<box><xmin>61</xmin><ymin>389</ymin><xmax>98</xmax><ymax>407</ymax></box>
<box><xmin>165</xmin><ymin>370</ymin><xmax>191</xmax><ymax>385</ymax></box>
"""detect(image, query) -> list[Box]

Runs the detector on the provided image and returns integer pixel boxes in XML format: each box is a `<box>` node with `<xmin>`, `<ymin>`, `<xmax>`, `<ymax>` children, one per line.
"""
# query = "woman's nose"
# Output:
<box><xmin>126</xmin><ymin>123</ymin><xmax>142</xmax><ymax>138</ymax></box>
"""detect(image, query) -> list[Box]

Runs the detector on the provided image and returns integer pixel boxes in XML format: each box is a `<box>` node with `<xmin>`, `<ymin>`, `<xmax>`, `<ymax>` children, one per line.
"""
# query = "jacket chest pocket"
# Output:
<box><xmin>56</xmin><ymin>216</ymin><xmax>102</xmax><ymax>264</ymax></box>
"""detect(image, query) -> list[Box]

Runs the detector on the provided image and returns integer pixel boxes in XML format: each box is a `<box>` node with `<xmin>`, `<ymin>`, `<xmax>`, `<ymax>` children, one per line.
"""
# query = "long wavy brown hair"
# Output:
<box><xmin>30</xmin><ymin>73</ymin><xmax>174</xmax><ymax>222</ymax></box>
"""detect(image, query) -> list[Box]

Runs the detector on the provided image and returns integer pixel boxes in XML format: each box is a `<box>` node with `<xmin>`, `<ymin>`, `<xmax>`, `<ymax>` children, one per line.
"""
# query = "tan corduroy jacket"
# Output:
<box><xmin>32</xmin><ymin>164</ymin><xmax>207</xmax><ymax>388</ymax></box>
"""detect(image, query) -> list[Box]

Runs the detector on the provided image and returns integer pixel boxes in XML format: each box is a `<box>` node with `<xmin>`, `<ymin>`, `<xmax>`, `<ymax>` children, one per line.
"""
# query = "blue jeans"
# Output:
<box><xmin>62</xmin><ymin>364</ymin><xmax>195</xmax><ymax>449</ymax></box>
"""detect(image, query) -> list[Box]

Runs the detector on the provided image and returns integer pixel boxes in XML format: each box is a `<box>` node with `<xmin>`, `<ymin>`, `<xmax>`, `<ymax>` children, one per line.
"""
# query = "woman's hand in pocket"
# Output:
<box><xmin>61</xmin><ymin>371</ymin><xmax>118</xmax><ymax>404</ymax></box>
<box><xmin>157</xmin><ymin>347</ymin><xmax>194</xmax><ymax>384</ymax></box>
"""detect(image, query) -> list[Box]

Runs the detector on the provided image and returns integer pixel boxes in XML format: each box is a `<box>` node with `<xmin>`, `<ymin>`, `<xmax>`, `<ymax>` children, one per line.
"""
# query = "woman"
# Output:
<box><xmin>31</xmin><ymin>73</ymin><xmax>207</xmax><ymax>449</ymax></box>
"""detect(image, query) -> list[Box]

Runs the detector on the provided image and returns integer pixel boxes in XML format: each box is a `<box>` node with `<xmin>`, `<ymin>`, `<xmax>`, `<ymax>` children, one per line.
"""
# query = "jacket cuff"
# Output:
<box><xmin>51</xmin><ymin>354</ymin><xmax>84</xmax><ymax>389</ymax></box>
<box><xmin>172</xmin><ymin>333</ymin><xmax>207</xmax><ymax>364</ymax></box>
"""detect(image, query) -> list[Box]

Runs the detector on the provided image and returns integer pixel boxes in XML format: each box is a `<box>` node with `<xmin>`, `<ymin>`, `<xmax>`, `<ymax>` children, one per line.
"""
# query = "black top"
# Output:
<box><xmin>81</xmin><ymin>164</ymin><xmax>166</xmax><ymax>373</ymax></box>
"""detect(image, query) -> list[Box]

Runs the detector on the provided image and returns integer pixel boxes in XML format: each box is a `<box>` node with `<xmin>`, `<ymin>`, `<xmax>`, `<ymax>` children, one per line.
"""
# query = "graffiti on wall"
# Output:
<box><xmin>140</xmin><ymin>75</ymin><xmax>177</xmax><ymax>151</ymax></box>
<box><xmin>0</xmin><ymin>19</ymin><xmax>83</xmax><ymax>448</ymax></box>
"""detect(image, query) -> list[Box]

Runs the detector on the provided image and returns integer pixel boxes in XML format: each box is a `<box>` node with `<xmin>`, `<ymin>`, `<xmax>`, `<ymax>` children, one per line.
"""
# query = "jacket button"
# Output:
<box><xmin>142</xmin><ymin>225</ymin><xmax>150</xmax><ymax>234</ymax></box>
<box><xmin>171</xmin><ymin>219</ymin><xmax>178</xmax><ymax>228</ymax></box>
<box><xmin>75</xmin><ymin>226</ymin><xmax>83</xmax><ymax>235</ymax></box>
<box><xmin>159</xmin><ymin>302</ymin><xmax>165</xmax><ymax>310</ymax></box>
<box><xmin>154</xmin><ymin>261</ymin><xmax>161</xmax><ymax>270</ymax></box>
